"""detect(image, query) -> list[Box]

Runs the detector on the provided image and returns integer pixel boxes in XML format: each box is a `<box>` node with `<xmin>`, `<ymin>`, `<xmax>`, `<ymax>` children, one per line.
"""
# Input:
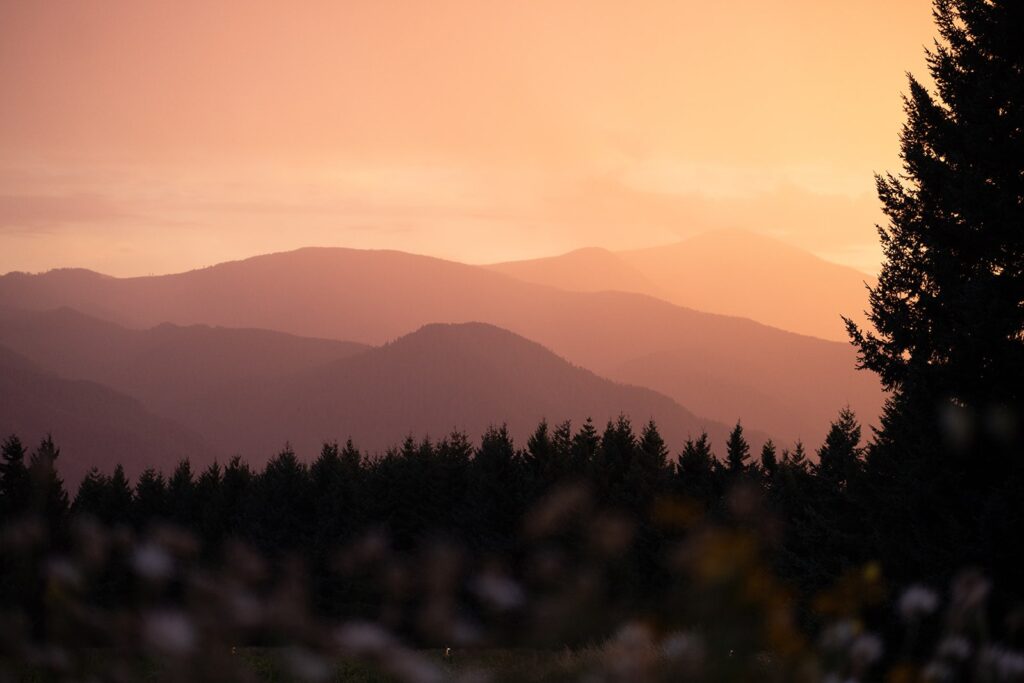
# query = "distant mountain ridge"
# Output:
<box><xmin>489</xmin><ymin>229</ymin><xmax>874</xmax><ymax>342</ymax></box>
<box><xmin>0</xmin><ymin>306</ymin><xmax>369</xmax><ymax>415</ymax></box>
<box><xmin>0</xmin><ymin>310</ymin><xmax>756</xmax><ymax>475</ymax></box>
<box><xmin>0</xmin><ymin>246</ymin><xmax>885</xmax><ymax>444</ymax></box>
<box><xmin>0</xmin><ymin>344</ymin><xmax>212</xmax><ymax>485</ymax></box>
<box><xmin>179</xmin><ymin>321</ymin><xmax>756</xmax><ymax>460</ymax></box>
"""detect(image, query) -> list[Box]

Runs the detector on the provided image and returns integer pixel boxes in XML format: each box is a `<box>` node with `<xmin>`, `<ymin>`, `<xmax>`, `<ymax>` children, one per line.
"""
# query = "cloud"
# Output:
<box><xmin>541</xmin><ymin>174</ymin><xmax>883</xmax><ymax>266</ymax></box>
<box><xmin>0</xmin><ymin>194</ymin><xmax>131</xmax><ymax>233</ymax></box>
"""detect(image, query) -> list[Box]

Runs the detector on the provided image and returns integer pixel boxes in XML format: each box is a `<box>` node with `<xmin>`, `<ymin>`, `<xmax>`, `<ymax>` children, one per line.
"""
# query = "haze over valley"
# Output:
<box><xmin>0</xmin><ymin>231</ymin><xmax>882</xmax><ymax>480</ymax></box>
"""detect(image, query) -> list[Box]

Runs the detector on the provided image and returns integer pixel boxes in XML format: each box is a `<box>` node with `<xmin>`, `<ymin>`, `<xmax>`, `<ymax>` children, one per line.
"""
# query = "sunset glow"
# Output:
<box><xmin>1</xmin><ymin>0</ymin><xmax>933</xmax><ymax>276</ymax></box>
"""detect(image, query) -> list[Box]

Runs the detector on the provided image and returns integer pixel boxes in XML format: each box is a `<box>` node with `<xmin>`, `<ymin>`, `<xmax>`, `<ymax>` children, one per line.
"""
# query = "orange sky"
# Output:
<box><xmin>0</xmin><ymin>0</ymin><xmax>934</xmax><ymax>276</ymax></box>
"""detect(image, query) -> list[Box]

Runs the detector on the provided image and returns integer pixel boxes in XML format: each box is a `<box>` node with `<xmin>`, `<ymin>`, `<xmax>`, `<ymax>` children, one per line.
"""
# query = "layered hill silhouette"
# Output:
<box><xmin>0</xmin><ymin>247</ymin><xmax>885</xmax><ymax>444</ymax></box>
<box><xmin>172</xmin><ymin>322</ymin><xmax>753</xmax><ymax>460</ymax></box>
<box><xmin>0</xmin><ymin>307</ymin><xmax>368</xmax><ymax>415</ymax></box>
<box><xmin>487</xmin><ymin>247</ymin><xmax>667</xmax><ymax>300</ymax></box>
<box><xmin>489</xmin><ymin>229</ymin><xmax>874</xmax><ymax>342</ymax></box>
<box><xmin>0</xmin><ymin>311</ymin><xmax>751</xmax><ymax>470</ymax></box>
<box><xmin>0</xmin><ymin>345</ymin><xmax>211</xmax><ymax>485</ymax></box>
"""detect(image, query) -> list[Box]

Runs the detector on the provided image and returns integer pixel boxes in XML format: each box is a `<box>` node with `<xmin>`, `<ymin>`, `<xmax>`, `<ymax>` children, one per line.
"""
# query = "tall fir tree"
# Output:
<box><xmin>134</xmin><ymin>467</ymin><xmax>168</xmax><ymax>527</ymax></box>
<box><xmin>724</xmin><ymin>421</ymin><xmax>751</xmax><ymax>475</ymax></box>
<box><xmin>107</xmin><ymin>464</ymin><xmax>134</xmax><ymax>522</ymax></box>
<box><xmin>72</xmin><ymin>467</ymin><xmax>109</xmax><ymax>518</ymax></box>
<box><xmin>627</xmin><ymin>420</ymin><xmax>670</xmax><ymax>511</ymax></box>
<box><xmin>843</xmin><ymin>0</ymin><xmax>1024</xmax><ymax>591</ymax></box>
<box><xmin>815</xmin><ymin>408</ymin><xmax>864</xmax><ymax>491</ymax></box>
<box><xmin>759</xmin><ymin>440</ymin><xmax>779</xmax><ymax>483</ymax></box>
<box><xmin>28</xmin><ymin>435</ymin><xmax>69</xmax><ymax>530</ymax></box>
<box><xmin>845</xmin><ymin>0</ymin><xmax>1024</xmax><ymax>466</ymax></box>
<box><xmin>0</xmin><ymin>435</ymin><xmax>30</xmax><ymax>517</ymax></box>
<box><xmin>675</xmin><ymin>431</ymin><xmax>717</xmax><ymax>502</ymax></box>
<box><xmin>570</xmin><ymin>417</ymin><xmax>600</xmax><ymax>476</ymax></box>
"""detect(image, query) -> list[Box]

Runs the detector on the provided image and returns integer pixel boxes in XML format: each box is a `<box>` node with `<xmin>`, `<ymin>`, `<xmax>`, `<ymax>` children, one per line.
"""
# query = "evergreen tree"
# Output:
<box><xmin>598</xmin><ymin>415</ymin><xmax>637</xmax><ymax>499</ymax></box>
<box><xmin>570</xmin><ymin>417</ymin><xmax>600</xmax><ymax>476</ymax></box>
<box><xmin>628</xmin><ymin>420</ymin><xmax>670</xmax><ymax>507</ymax></box>
<box><xmin>551</xmin><ymin>420</ymin><xmax>574</xmax><ymax>479</ymax></box>
<box><xmin>470</xmin><ymin>425</ymin><xmax>522</xmax><ymax>549</ymax></box>
<box><xmin>783</xmin><ymin>441</ymin><xmax>808</xmax><ymax>472</ymax></box>
<box><xmin>845</xmin><ymin>0</ymin><xmax>1024</xmax><ymax>464</ymax></box>
<box><xmin>194</xmin><ymin>461</ymin><xmax>224</xmax><ymax>548</ymax></box>
<box><xmin>107</xmin><ymin>464</ymin><xmax>134</xmax><ymax>522</ymax></box>
<box><xmin>815</xmin><ymin>408</ymin><xmax>863</xmax><ymax>490</ymax></box>
<box><xmin>637</xmin><ymin>420</ymin><xmax>670</xmax><ymax>476</ymax></box>
<box><xmin>524</xmin><ymin>419</ymin><xmax>559</xmax><ymax>489</ymax></box>
<box><xmin>724</xmin><ymin>422</ymin><xmax>751</xmax><ymax>475</ymax></box>
<box><xmin>311</xmin><ymin>442</ymin><xmax>344</xmax><ymax>518</ymax></box>
<box><xmin>72</xmin><ymin>467</ymin><xmax>109</xmax><ymax>518</ymax></box>
<box><xmin>134</xmin><ymin>468</ymin><xmax>168</xmax><ymax>527</ymax></box>
<box><xmin>221</xmin><ymin>455</ymin><xmax>253</xmax><ymax>535</ymax></box>
<box><xmin>676</xmin><ymin>432</ymin><xmax>717</xmax><ymax>501</ymax></box>
<box><xmin>760</xmin><ymin>440</ymin><xmax>779</xmax><ymax>482</ymax></box>
<box><xmin>433</xmin><ymin>432</ymin><xmax>470</xmax><ymax>530</ymax></box>
<box><xmin>252</xmin><ymin>445</ymin><xmax>312</xmax><ymax>554</ymax></box>
<box><xmin>0</xmin><ymin>434</ymin><xmax>30</xmax><ymax>517</ymax></box>
<box><xmin>28</xmin><ymin>435</ymin><xmax>69</xmax><ymax>530</ymax></box>
<box><xmin>843</xmin><ymin>0</ymin><xmax>1024</xmax><ymax>590</ymax></box>
<box><xmin>167</xmin><ymin>459</ymin><xmax>196</xmax><ymax>528</ymax></box>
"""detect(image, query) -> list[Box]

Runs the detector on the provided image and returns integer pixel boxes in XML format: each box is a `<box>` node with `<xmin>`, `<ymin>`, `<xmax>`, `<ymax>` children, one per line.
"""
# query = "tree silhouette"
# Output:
<box><xmin>815</xmin><ymin>408</ymin><xmax>863</xmax><ymax>491</ymax></box>
<box><xmin>675</xmin><ymin>431</ymin><xmax>718</xmax><ymax>502</ymax></box>
<box><xmin>167</xmin><ymin>459</ymin><xmax>196</xmax><ymax>529</ymax></box>
<box><xmin>843</xmin><ymin>0</ymin><xmax>1024</xmax><ymax>591</ymax></box>
<box><xmin>632</xmin><ymin>419</ymin><xmax>671</xmax><ymax>505</ymax></box>
<box><xmin>134</xmin><ymin>467</ymin><xmax>169</xmax><ymax>527</ymax></box>
<box><xmin>759</xmin><ymin>440</ymin><xmax>778</xmax><ymax>484</ymax></box>
<box><xmin>28</xmin><ymin>435</ymin><xmax>68</xmax><ymax>531</ymax></box>
<box><xmin>570</xmin><ymin>417</ymin><xmax>600</xmax><ymax>477</ymax></box>
<box><xmin>724</xmin><ymin>421</ymin><xmax>751</xmax><ymax>476</ymax></box>
<box><xmin>845</xmin><ymin>0</ymin><xmax>1024</xmax><ymax>466</ymax></box>
<box><xmin>72</xmin><ymin>467</ymin><xmax>109</xmax><ymax>518</ymax></box>
<box><xmin>597</xmin><ymin>415</ymin><xmax>637</xmax><ymax>504</ymax></box>
<box><xmin>0</xmin><ymin>435</ymin><xmax>30</xmax><ymax>517</ymax></box>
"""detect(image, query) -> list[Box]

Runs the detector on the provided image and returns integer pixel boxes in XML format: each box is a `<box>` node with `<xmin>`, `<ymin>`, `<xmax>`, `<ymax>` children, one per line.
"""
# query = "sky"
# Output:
<box><xmin>0</xmin><ymin>0</ymin><xmax>935</xmax><ymax>277</ymax></box>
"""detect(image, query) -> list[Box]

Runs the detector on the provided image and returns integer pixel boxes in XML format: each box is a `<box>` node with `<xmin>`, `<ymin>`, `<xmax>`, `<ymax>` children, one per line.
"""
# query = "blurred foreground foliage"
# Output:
<box><xmin>1</xmin><ymin>409</ymin><xmax>1023</xmax><ymax>681</ymax></box>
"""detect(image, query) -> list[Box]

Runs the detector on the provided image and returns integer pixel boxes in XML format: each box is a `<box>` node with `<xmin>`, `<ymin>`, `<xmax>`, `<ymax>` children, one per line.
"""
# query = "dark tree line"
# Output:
<box><xmin>845</xmin><ymin>0</ymin><xmax>1024</xmax><ymax>597</ymax></box>
<box><xmin>0</xmin><ymin>409</ymin><xmax>884</xmax><ymax>622</ymax></box>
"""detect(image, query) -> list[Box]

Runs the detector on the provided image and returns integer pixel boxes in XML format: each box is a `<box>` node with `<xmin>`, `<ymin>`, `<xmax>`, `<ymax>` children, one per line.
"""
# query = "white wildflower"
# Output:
<box><xmin>131</xmin><ymin>542</ymin><xmax>173</xmax><ymax>581</ymax></box>
<box><xmin>819</xmin><ymin>619</ymin><xmax>858</xmax><ymax>651</ymax></box>
<box><xmin>661</xmin><ymin>631</ymin><xmax>705</xmax><ymax>666</ymax></box>
<box><xmin>982</xmin><ymin>645</ymin><xmax>1024</xmax><ymax>681</ymax></box>
<box><xmin>899</xmin><ymin>585</ymin><xmax>939</xmax><ymax>621</ymax></box>
<box><xmin>849</xmin><ymin>633</ymin><xmax>883</xmax><ymax>668</ymax></box>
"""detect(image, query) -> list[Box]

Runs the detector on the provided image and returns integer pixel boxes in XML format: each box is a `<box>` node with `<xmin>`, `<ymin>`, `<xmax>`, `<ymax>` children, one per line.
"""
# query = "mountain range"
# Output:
<box><xmin>0</xmin><ymin>310</ymin><xmax>751</xmax><ymax>480</ymax></box>
<box><xmin>0</xmin><ymin>232</ymin><xmax>885</xmax><ymax>480</ymax></box>
<box><xmin>0</xmin><ymin>239</ymin><xmax>883</xmax><ymax>443</ymax></box>
<box><xmin>0</xmin><ymin>345</ymin><xmax>211</xmax><ymax>484</ymax></box>
<box><xmin>488</xmin><ymin>229</ymin><xmax>874</xmax><ymax>342</ymax></box>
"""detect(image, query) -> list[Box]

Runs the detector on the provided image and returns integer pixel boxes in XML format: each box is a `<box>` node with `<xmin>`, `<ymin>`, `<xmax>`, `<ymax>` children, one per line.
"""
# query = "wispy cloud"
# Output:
<box><xmin>0</xmin><ymin>194</ymin><xmax>132</xmax><ymax>233</ymax></box>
